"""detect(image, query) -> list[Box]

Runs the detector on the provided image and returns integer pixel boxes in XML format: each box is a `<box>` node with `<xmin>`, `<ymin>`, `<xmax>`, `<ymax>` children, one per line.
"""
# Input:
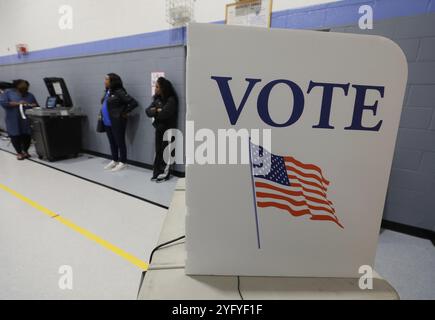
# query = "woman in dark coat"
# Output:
<box><xmin>145</xmin><ymin>77</ymin><xmax>178</xmax><ymax>182</ymax></box>
<box><xmin>101</xmin><ymin>73</ymin><xmax>138</xmax><ymax>171</ymax></box>
<box><xmin>0</xmin><ymin>79</ymin><xmax>39</xmax><ymax>160</ymax></box>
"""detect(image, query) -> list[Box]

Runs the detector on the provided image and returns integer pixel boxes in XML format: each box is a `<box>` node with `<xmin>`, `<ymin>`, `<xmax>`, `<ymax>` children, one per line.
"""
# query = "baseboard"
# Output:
<box><xmin>381</xmin><ymin>219</ymin><xmax>435</xmax><ymax>246</ymax></box>
<box><xmin>82</xmin><ymin>149</ymin><xmax>186</xmax><ymax>178</ymax></box>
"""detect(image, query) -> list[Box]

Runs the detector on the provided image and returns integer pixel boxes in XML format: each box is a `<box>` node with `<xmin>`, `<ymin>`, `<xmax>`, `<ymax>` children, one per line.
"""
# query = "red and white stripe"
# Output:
<box><xmin>254</xmin><ymin>156</ymin><xmax>343</xmax><ymax>228</ymax></box>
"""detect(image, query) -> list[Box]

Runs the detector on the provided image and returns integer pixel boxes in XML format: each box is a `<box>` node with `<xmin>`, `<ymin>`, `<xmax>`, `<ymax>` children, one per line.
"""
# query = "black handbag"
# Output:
<box><xmin>96</xmin><ymin>112</ymin><xmax>105</xmax><ymax>133</ymax></box>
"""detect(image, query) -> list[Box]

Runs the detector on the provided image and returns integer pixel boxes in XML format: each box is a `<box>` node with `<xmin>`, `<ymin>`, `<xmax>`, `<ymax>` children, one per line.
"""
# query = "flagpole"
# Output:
<box><xmin>248</xmin><ymin>137</ymin><xmax>261</xmax><ymax>249</ymax></box>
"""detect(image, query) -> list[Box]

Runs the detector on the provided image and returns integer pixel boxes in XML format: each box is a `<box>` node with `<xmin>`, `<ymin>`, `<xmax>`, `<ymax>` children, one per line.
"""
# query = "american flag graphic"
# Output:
<box><xmin>249</xmin><ymin>141</ymin><xmax>343</xmax><ymax>233</ymax></box>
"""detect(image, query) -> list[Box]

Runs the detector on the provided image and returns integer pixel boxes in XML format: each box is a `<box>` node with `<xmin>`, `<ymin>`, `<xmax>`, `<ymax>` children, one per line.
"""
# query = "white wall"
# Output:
<box><xmin>0</xmin><ymin>0</ymin><xmax>339</xmax><ymax>56</ymax></box>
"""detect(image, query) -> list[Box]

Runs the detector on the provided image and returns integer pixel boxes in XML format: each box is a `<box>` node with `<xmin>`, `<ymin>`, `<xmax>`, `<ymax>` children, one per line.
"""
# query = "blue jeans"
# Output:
<box><xmin>105</xmin><ymin>120</ymin><xmax>127</xmax><ymax>163</ymax></box>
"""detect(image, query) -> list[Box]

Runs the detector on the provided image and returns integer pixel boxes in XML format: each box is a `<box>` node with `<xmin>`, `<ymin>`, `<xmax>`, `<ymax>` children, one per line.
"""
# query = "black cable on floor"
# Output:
<box><xmin>137</xmin><ymin>235</ymin><xmax>186</xmax><ymax>298</ymax></box>
<box><xmin>148</xmin><ymin>235</ymin><xmax>186</xmax><ymax>264</ymax></box>
<box><xmin>237</xmin><ymin>276</ymin><xmax>244</xmax><ymax>300</ymax></box>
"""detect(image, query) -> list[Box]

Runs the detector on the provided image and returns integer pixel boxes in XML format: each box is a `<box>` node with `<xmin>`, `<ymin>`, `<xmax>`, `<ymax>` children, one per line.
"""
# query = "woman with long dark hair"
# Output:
<box><xmin>101</xmin><ymin>73</ymin><xmax>138</xmax><ymax>171</ymax></box>
<box><xmin>146</xmin><ymin>77</ymin><xmax>178</xmax><ymax>182</ymax></box>
<box><xmin>0</xmin><ymin>79</ymin><xmax>39</xmax><ymax>160</ymax></box>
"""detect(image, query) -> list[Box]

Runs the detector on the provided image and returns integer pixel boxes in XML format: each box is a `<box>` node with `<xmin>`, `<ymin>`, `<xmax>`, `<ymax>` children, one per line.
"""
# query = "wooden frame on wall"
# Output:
<box><xmin>225</xmin><ymin>0</ymin><xmax>273</xmax><ymax>28</ymax></box>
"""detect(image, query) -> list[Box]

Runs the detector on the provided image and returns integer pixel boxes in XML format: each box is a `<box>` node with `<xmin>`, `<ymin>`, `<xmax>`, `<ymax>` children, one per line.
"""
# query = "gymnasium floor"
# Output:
<box><xmin>0</xmin><ymin>141</ymin><xmax>175</xmax><ymax>299</ymax></box>
<box><xmin>0</xmin><ymin>139</ymin><xmax>434</xmax><ymax>300</ymax></box>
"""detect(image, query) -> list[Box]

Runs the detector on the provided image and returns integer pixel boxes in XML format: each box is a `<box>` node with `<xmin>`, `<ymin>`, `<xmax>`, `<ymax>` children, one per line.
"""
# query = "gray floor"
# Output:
<box><xmin>0</xmin><ymin>137</ymin><xmax>178</xmax><ymax>208</ymax></box>
<box><xmin>0</xmin><ymin>138</ymin><xmax>434</xmax><ymax>299</ymax></box>
<box><xmin>0</xmin><ymin>147</ymin><xmax>169</xmax><ymax>299</ymax></box>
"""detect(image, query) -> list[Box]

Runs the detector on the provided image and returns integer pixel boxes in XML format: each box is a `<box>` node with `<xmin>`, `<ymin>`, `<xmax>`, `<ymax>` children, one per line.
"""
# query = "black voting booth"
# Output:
<box><xmin>27</xmin><ymin>78</ymin><xmax>85</xmax><ymax>162</ymax></box>
<box><xmin>44</xmin><ymin>77</ymin><xmax>73</xmax><ymax>108</ymax></box>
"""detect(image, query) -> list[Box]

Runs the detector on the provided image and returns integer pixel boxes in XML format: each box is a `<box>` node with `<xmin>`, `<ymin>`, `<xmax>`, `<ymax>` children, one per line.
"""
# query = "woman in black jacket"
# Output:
<box><xmin>146</xmin><ymin>77</ymin><xmax>178</xmax><ymax>182</ymax></box>
<box><xmin>101</xmin><ymin>73</ymin><xmax>138</xmax><ymax>171</ymax></box>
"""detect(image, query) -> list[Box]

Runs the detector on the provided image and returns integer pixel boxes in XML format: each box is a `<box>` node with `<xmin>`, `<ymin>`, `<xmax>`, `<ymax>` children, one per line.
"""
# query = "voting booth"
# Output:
<box><xmin>185</xmin><ymin>23</ymin><xmax>407</xmax><ymax>277</ymax></box>
<box><xmin>26</xmin><ymin>77</ymin><xmax>85</xmax><ymax>162</ymax></box>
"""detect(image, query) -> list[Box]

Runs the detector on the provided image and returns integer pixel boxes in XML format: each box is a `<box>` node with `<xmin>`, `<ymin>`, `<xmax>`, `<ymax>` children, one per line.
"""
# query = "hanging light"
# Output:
<box><xmin>166</xmin><ymin>0</ymin><xmax>196</xmax><ymax>27</ymax></box>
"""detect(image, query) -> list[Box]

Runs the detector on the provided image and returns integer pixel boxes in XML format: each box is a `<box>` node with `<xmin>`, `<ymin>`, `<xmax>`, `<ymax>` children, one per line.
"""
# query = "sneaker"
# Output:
<box><xmin>156</xmin><ymin>174</ymin><xmax>170</xmax><ymax>183</ymax></box>
<box><xmin>104</xmin><ymin>160</ymin><xmax>118</xmax><ymax>170</ymax></box>
<box><xmin>111</xmin><ymin>162</ymin><xmax>127</xmax><ymax>172</ymax></box>
<box><xmin>151</xmin><ymin>175</ymin><xmax>158</xmax><ymax>181</ymax></box>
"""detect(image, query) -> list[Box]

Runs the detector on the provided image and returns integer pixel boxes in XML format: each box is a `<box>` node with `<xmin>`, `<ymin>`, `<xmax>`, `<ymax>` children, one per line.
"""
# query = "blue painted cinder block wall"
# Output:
<box><xmin>1</xmin><ymin>0</ymin><xmax>434</xmax><ymax>231</ymax></box>
<box><xmin>269</xmin><ymin>0</ymin><xmax>435</xmax><ymax>233</ymax></box>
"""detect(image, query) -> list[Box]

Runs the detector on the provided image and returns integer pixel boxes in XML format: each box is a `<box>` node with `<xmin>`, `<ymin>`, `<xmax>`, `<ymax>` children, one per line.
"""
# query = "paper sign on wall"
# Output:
<box><xmin>185</xmin><ymin>23</ymin><xmax>407</xmax><ymax>277</ymax></box>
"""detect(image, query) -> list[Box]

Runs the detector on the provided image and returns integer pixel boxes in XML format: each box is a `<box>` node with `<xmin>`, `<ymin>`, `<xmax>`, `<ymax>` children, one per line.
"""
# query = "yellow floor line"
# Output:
<box><xmin>0</xmin><ymin>182</ymin><xmax>149</xmax><ymax>271</ymax></box>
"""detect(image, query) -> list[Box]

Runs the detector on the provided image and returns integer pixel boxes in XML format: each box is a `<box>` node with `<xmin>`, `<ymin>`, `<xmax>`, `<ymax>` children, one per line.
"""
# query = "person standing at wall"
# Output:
<box><xmin>0</xmin><ymin>80</ymin><xmax>39</xmax><ymax>160</ymax></box>
<box><xmin>146</xmin><ymin>77</ymin><xmax>178</xmax><ymax>182</ymax></box>
<box><xmin>101</xmin><ymin>73</ymin><xmax>138</xmax><ymax>172</ymax></box>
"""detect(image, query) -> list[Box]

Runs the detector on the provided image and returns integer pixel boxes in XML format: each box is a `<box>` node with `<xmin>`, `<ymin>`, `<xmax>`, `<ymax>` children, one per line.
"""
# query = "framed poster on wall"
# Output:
<box><xmin>225</xmin><ymin>0</ymin><xmax>273</xmax><ymax>28</ymax></box>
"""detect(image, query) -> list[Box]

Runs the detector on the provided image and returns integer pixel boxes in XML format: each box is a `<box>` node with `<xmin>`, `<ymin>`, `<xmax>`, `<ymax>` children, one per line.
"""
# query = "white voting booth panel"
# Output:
<box><xmin>185</xmin><ymin>23</ymin><xmax>407</xmax><ymax>277</ymax></box>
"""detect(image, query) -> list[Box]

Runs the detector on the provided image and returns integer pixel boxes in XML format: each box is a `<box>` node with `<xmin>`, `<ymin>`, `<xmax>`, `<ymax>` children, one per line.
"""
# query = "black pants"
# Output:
<box><xmin>105</xmin><ymin>121</ymin><xmax>127</xmax><ymax>163</ymax></box>
<box><xmin>10</xmin><ymin>134</ymin><xmax>31</xmax><ymax>154</ymax></box>
<box><xmin>153</xmin><ymin>126</ymin><xmax>172</xmax><ymax>178</ymax></box>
